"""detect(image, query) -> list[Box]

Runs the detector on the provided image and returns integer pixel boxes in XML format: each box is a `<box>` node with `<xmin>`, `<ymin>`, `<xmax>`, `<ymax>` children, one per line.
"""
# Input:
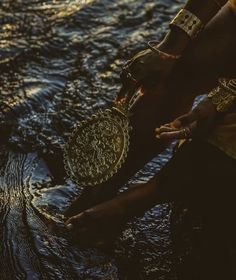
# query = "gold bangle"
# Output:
<box><xmin>170</xmin><ymin>9</ymin><xmax>204</xmax><ymax>39</ymax></box>
<box><xmin>208</xmin><ymin>79</ymin><xmax>236</xmax><ymax>112</ymax></box>
<box><xmin>147</xmin><ymin>41</ymin><xmax>181</xmax><ymax>60</ymax></box>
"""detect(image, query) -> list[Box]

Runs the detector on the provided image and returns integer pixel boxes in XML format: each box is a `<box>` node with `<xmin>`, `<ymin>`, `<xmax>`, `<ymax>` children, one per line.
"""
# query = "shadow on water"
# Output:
<box><xmin>0</xmin><ymin>0</ymin><xmax>183</xmax><ymax>279</ymax></box>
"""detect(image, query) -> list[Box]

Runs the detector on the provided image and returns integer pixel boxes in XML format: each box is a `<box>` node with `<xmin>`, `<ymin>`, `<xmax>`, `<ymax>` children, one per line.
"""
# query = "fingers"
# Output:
<box><xmin>118</xmin><ymin>49</ymin><xmax>157</xmax><ymax>100</ymax></box>
<box><xmin>155</xmin><ymin>109</ymin><xmax>200</xmax><ymax>138</ymax></box>
<box><xmin>155</xmin><ymin>121</ymin><xmax>180</xmax><ymax>135</ymax></box>
<box><xmin>156</xmin><ymin>123</ymin><xmax>178</xmax><ymax>133</ymax></box>
<box><xmin>65</xmin><ymin>212</ymin><xmax>105</xmax><ymax>247</ymax></box>
<box><xmin>65</xmin><ymin>210</ymin><xmax>92</xmax><ymax>231</ymax></box>
<box><xmin>116</xmin><ymin>78</ymin><xmax>139</xmax><ymax>101</ymax></box>
<box><xmin>157</xmin><ymin>127</ymin><xmax>191</xmax><ymax>140</ymax></box>
<box><xmin>117</xmin><ymin>63</ymin><xmax>141</xmax><ymax>101</ymax></box>
<box><xmin>156</xmin><ymin>110</ymin><xmax>199</xmax><ymax>133</ymax></box>
<box><xmin>155</xmin><ymin>121</ymin><xmax>197</xmax><ymax>140</ymax></box>
<box><xmin>64</xmin><ymin>209</ymin><xmax>122</xmax><ymax>248</ymax></box>
<box><xmin>120</xmin><ymin>52</ymin><xmax>148</xmax><ymax>84</ymax></box>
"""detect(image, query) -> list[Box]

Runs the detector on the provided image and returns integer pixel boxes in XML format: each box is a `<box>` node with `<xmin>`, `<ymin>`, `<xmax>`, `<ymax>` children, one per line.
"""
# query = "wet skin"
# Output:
<box><xmin>64</xmin><ymin>4</ymin><xmax>236</xmax><ymax>245</ymax></box>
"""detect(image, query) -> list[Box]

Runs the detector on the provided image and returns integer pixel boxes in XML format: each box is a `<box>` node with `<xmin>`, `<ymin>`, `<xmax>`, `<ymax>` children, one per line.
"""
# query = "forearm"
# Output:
<box><xmin>185</xmin><ymin>0</ymin><xmax>228</xmax><ymax>23</ymax></box>
<box><xmin>164</xmin><ymin>3</ymin><xmax>236</xmax><ymax>107</ymax></box>
<box><xmin>114</xmin><ymin>180</ymin><xmax>160</xmax><ymax>217</ymax></box>
<box><xmin>158</xmin><ymin>0</ymin><xmax>228</xmax><ymax>55</ymax></box>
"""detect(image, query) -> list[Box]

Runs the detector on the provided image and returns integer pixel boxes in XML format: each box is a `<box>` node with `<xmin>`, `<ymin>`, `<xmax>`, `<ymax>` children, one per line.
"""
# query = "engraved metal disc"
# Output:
<box><xmin>64</xmin><ymin>108</ymin><xmax>130</xmax><ymax>186</ymax></box>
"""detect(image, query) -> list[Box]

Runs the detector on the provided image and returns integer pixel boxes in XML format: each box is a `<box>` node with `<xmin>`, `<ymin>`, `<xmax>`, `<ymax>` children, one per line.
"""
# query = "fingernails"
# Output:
<box><xmin>66</xmin><ymin>223</ymin><xmax>73</xmax><ymax>230</ymax></box>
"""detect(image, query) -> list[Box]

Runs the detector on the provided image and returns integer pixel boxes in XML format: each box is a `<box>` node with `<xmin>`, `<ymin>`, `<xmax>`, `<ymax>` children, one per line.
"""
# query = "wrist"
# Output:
<box><xmin>157</xmin><ymin>5</ymin><xmax>209</xmax><ymax>56</ymax></box>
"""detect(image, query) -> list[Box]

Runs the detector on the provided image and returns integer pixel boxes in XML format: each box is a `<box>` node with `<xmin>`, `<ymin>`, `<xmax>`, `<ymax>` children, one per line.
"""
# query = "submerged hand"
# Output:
<box><xmin>65</xmin><ymin>198</ymin><xmax>127</xmax><ymax>247</ymax></box>
<box><xmin>155</xmin><ymin>97</ymin><xmax>218</xmax><ymax>140</ymax></box>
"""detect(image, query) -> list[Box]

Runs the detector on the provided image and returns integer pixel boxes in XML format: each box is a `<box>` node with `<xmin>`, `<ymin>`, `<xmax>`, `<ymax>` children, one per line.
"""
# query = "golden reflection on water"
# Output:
<box><xmin>1</xmin><ymin>0</ymin><xmax>95</xmax><ymax>17</ymax></box>
<box><xmin>0</xmin><ymin>0</ymin><xmax>95</xmax><ymax>64</ymax></box>
<box><xmin>46</xmin><ymin>0</ymin><xmax>96</xmax><ymax>20</ymax></box>
<box><xmin>0</xmin><ymin>23</ymin><xmax>19</xmax><ymax>49</ymax></box>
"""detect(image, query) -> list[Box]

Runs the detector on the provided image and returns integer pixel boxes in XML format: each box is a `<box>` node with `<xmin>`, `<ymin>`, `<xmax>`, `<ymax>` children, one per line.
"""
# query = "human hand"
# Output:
<box><xmin>118</xmin><ymin>42</ymin><xmax>178</xmax><ymax>101</ymax></box>
<box><xmin>65</xmin><ymin>198</ymin><xmax>127</xmax><ymax>247</ymax></box>
<box><xmin>155</xmin><ymin>97</ymin><xmax>218</xmax><ymax>140</ymax></box>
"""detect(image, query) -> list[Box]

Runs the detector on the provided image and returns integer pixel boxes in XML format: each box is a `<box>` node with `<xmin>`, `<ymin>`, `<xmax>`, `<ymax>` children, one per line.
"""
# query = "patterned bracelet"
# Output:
<box><xmin>219</xmin><ymin>78</ymin><xmax>236</xmax><ymax>95</ymax></box>
<box><xmin>208</xmin><ymin>79</ymin><xmax>236</xmax><ymax>112</ymax></box>
<box><xmin>170</xmin><ymin>9</ymin><xmax>204</xmax><ymax>39</ymax></box>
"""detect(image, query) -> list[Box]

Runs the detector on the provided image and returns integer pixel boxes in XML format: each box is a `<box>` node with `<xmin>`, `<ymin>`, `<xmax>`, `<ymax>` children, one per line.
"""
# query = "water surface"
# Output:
<box><xmin>0</xmin><ymin>1</ymin><xmax>183</xmax><ymax>279</ymax></box>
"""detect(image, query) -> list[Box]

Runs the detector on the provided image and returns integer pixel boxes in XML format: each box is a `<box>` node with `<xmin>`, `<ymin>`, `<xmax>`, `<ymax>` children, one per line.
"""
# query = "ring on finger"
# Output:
<box><xmin>183</xmin><ymin>127</ymin><xmax>191</xmax><ymax>138</ymax></box>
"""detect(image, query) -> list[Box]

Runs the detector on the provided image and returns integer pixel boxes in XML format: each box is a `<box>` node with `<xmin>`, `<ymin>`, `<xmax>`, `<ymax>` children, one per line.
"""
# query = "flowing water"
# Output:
<box><xmin>0</xmin><ymin>0</ymin><xmax>183</xmax><ymax>279</ymax></box>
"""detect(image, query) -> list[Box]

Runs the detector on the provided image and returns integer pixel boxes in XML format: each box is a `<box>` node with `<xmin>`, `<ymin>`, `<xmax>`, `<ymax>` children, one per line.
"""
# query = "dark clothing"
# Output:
<box><xmin>156</xmin><ymin>139</ymin><xmax>236</xmax><ymax>205</ymax></box>
<box><xmin>156</xmin><ymin>140</ymin><xmax>236</xmax><ymax>280</ymax></box>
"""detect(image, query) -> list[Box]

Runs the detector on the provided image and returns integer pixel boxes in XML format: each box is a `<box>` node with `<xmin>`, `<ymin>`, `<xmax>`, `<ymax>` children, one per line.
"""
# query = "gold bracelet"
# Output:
<box><xmin>147</xmin><ymin>41</ymin><xmax>181</xmax><ymax>60</ymax></box>
<box><xmin>170</xmin><ymin>9</ymin><xmax>204</xmax><ymax>39</ymax></box>
<box><xmin>208</xmin><ymin>79</ymin><xmax>236</xmax><ymax>112</ymax></box>
<box><xmin>219</xmin><ymin>78</ymin><xmax>236</xmax><ymax>95</ymax></box>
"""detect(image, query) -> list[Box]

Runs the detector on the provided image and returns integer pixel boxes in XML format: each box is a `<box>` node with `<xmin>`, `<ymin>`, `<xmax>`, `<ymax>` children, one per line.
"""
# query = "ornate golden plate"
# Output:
<box><xmin>64</xmin><ymin>89</ymin><xmax>142</xmax><ymax>186</ymax></box>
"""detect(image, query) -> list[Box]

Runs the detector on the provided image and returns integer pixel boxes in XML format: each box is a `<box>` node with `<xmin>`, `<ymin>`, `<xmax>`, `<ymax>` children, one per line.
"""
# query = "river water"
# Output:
<box><xmin>0</xmin><ymin>0</ymin><xmax>183</xmax><ymax>279</ymax></box>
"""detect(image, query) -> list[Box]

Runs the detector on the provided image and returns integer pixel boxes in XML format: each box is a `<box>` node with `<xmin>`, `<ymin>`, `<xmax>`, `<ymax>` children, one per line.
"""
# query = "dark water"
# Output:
<box><xmin>0</xmin><ymin>0</ymin><xmax>183</xmax><ymax>279</ymax></box>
